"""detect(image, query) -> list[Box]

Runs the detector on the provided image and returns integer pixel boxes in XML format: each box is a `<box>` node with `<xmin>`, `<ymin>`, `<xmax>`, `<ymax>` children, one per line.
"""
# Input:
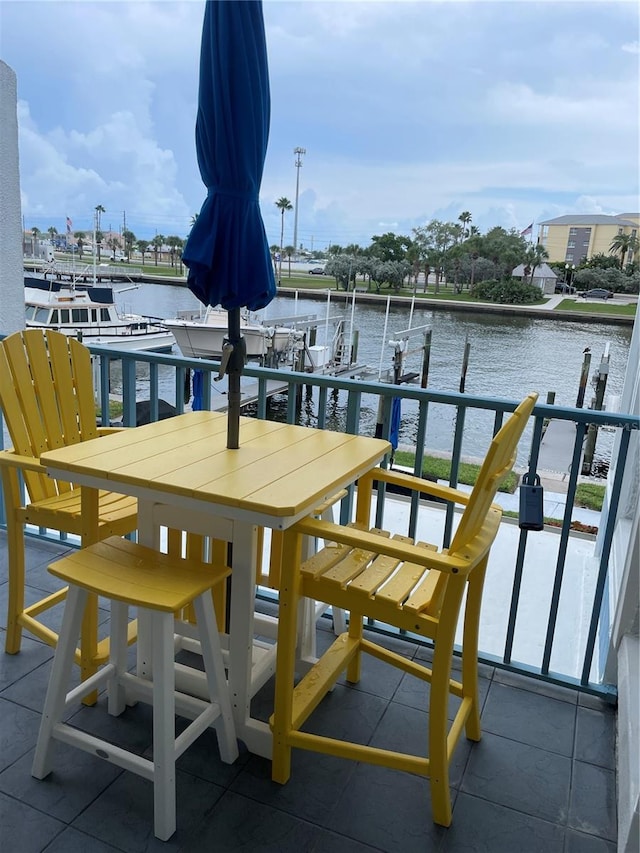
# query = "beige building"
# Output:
<box><xmin>537</xmin><ymin>213</ymin><xmax>639</xmax><ymax>265</ymax></box>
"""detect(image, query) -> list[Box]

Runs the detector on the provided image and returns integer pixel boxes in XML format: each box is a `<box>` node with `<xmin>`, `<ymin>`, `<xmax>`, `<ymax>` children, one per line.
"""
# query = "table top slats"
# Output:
<box><xmin>41</xmin><ymin>412</ymin><xmax>390</xmax><ymax>521</ymax></box>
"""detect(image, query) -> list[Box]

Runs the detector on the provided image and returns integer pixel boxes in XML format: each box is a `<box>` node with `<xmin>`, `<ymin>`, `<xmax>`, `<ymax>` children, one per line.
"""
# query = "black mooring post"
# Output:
<box><xmin>226</xmin><ymin>306</ymin><xmax>246</xmax><ymax>449</ymax></box>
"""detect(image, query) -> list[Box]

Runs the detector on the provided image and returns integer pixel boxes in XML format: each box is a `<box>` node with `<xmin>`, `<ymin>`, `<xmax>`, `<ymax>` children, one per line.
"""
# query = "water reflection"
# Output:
<box><xmin>116</xmin><ymin>284</ymin><xmax>633</xmax><ymax>466</ymax></box>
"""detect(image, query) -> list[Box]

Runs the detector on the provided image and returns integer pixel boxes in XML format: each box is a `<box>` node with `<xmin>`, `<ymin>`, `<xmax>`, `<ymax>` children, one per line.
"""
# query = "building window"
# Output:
<box><xmin>568</xmin><ymin>241</ymin><xmax>575</xmax><ymax>248</ymax></box>
<box><xmin>569</xmin><ymin>228</ymin><xmax>577</xmax><ymax>236</ymax></box>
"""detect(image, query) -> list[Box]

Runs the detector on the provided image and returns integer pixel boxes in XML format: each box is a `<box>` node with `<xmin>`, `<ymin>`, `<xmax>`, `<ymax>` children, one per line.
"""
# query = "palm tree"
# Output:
<box><xmin>458</xmin><ymin>211</ymin><xmax>472</xmax><ymax>239</ymax></box>
<box><xmin>524</xmin><ymin>243</ymin><xmax>549</xmax><ymax>285</ymax></box>
<box><xmin>95</xmin><ymin>204</ymin><xmax>105</xmax><ymax>232</ymax></box>
<box><xmin>151</xmin><ymin>234</ymin><xmax>165</xmax><ymax>265</ymax></box>
<box><xmin>609</xmin><ymin>232</ymin><xmax>638</xmax><ymax>270</ymax></box>
<box><xmin>122</xmin><ymin>229</ymin><xmax>136</xmax><ymax>261</ymax></box>
<box><xmin>284</xmin><ymin>245</ymin><xmax>295</xmax><ymax>278</ymax></box>
<box><xmin>74</xmin><ymin>231</ymin><xmax>86</xmax><ymax>257</ymax></box>
<box><xmin>275</xmin><ymin>197</ymin><xmax>293</xmax><ymax>283</ymax></box>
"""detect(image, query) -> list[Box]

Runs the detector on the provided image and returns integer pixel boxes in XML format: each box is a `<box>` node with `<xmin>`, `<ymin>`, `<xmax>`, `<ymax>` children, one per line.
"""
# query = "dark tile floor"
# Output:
<box><xmin>0</xmin><ymin>535</ymin><xmax>618</xmax><ymax>852</ymax></box>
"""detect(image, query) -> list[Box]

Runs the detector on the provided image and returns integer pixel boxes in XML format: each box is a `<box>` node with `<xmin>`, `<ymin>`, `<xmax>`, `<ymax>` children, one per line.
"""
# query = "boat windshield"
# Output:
<box><xmin>34</xmin><ymin>307</ymin><xmax>50</xmax><ymax>323</ymax></box>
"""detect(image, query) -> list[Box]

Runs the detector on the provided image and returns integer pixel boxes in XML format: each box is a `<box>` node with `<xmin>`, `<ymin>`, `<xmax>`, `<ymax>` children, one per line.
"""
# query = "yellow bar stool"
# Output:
<box><xmin>31</xmin><ymin>536</ymin><xmax>239</xmax><ymax>842</ymax></box>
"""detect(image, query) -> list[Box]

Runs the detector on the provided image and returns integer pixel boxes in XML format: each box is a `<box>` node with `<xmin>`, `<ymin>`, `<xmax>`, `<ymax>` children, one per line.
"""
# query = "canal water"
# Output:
<box><xmin>116</xmin><ymin>282</ymin><xmax>633</xmax><ymax>467</ymax></box>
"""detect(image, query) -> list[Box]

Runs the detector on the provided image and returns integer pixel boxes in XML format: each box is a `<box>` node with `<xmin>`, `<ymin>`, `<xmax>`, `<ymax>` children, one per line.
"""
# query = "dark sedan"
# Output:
<box><xmin>581</xmin><ymin>288</ymin><xmax>613</xmax><ymax>300</ymax></box>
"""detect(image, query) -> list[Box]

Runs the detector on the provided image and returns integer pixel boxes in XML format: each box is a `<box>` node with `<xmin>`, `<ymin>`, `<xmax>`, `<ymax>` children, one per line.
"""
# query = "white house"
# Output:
<box><xmin>512</xmin><ymin>262</ymin><xmax>558</xmax><ymax>294</ymax></box>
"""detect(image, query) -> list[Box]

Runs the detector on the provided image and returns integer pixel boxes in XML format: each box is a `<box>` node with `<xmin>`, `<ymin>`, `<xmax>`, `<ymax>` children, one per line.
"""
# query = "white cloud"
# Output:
<box><xmin>2</xmin><ymin>0</ymin><xmax>638</xmax><ymax>249</ymax></box>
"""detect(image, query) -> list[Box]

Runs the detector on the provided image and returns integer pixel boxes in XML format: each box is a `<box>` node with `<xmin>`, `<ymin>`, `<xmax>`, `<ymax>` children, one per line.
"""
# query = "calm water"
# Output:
<box><xmin>116</xmin><ymin>283</ymin><xmax>633</xmax><ymax>465</ymax></box>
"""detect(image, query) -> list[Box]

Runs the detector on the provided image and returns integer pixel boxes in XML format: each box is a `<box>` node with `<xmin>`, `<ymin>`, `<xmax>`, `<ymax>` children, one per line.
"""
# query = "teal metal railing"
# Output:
<box><xmin>1</xmin><ymin>342</ymin><xmax>638</xmax><ymax>698</ymax></box>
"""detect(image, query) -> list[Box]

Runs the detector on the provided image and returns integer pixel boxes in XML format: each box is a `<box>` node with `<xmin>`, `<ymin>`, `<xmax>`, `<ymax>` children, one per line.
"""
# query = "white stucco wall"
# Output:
<box><xmin>600</xmin><ymin>317</ymin><xmax>639</xmax><ymax>853</ymax></box>
<box><xmin>0</xmin><ymin>61</ymin><xmax>25</xmax><ymax>335</ymax></box>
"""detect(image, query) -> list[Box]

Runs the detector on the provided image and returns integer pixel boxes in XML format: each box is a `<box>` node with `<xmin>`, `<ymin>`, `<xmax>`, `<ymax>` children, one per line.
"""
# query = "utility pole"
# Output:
<box><xmin>293</xmin><ymin>147</ymin><xmax>305</xmax><ymax>258</ymax></box>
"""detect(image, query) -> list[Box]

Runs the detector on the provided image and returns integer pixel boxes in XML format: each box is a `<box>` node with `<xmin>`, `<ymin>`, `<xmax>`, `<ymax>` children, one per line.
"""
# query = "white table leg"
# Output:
<box><xmin>227</xmin><ymin>521</ymin><xmax>272</xmax><ymax>758</ymax></box>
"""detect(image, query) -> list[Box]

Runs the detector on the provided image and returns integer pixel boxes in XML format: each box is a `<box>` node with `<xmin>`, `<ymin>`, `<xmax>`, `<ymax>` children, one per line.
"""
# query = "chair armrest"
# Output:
<box><xmin>293</xmin><ymin>516</ymin><xmax>470</xmax><ymax>575</ymax></box>
<box><xmin>97</xmin><ymin>427</ymin><xmax>125</xmax><ymax>436</ymax></box>
<box><xmin>371</xmin><ymin>467</ymin><xmax>471</xmax><ymax>507</ymax></box>
<box><xmin>0</xmin><ymin>450</ymin><xmax>48</xmax><ymax>475</ymax></box>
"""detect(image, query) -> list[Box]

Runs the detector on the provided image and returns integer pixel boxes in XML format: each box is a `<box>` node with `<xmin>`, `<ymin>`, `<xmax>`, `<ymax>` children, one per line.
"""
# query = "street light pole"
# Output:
<box><xmin>564</xmin><ymin>263</ymin><xmax>576</xmax><ymax>291</ymax></box>
<box><xmin>293</xmin><ymin>147</ymin><xmax>305</xmax><ymax>259</ymax></box>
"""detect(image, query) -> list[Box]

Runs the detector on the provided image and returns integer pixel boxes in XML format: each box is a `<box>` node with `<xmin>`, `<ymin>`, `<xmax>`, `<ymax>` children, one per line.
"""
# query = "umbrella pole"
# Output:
<box><xmin>227</xmin><ymin>306</ymin><xmax>245</xmax><ymax>449</ymax></box>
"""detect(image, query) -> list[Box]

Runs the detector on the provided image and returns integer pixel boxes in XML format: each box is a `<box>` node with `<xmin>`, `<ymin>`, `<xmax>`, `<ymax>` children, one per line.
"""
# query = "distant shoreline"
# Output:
<box><xmin>275</xmin><ymin>285</ymin><xmax>635</xmax><ymax>326</ymax></box>
<box><xmin>25</xmin><ymin>261</ymin><xmax>635</xmax><ymax>326</ymax></box>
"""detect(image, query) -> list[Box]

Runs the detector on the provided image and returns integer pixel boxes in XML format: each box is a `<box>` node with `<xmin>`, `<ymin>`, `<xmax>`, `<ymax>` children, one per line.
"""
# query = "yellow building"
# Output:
<box><xmin>537</xmin><ymin>213</ymin><xmax>639</xmax><ymax>265</ymax></box>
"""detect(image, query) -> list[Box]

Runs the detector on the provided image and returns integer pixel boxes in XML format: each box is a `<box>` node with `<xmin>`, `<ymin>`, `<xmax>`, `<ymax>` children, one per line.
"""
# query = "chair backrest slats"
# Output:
<box><xmin>449</xmin><ymin>393</ymin><xmax>537</xmax><ymax>554</ymax></box>
<box><xmin>0</xmin><ymin>330</ymin><xmax>99</xmax><ymax>503</ymax></box>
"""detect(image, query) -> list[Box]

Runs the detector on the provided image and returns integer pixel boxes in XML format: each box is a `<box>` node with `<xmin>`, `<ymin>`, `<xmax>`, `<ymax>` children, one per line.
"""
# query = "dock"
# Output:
<box><xmin>538</xmin><ymin>419</ymin><xmax>581</xmax><ymax>476</ymax></box>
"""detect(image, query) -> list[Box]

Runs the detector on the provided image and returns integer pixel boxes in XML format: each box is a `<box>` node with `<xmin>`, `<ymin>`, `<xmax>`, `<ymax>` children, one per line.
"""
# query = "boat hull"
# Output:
<box><xmin>163</xmin><ymin>318</ymin><xmax>296</xmax><ymax>360</ymax></box>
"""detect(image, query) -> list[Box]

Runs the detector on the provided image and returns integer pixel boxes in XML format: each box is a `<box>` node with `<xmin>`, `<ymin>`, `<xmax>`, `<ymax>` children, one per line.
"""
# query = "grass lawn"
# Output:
<box><xmin>556</xmin><ymin>299</ymin><xmax>636</xmax><ymax>317</ymax></box>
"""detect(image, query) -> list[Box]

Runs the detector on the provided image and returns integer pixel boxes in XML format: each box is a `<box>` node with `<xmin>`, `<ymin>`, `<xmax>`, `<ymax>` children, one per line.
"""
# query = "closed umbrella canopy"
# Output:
<box><xmin>390</xmin><ymin>396</ymin><xmax>402</xmax><ymax>452</ymax></box>
<box><xmin>183</xmin><ymin>0</ymin><xmax>275</xmax><ymax>311</ymax></box>
<box><xmin>182</xmin><ymin>0</ymin><xmax>276</xmax><ymax>446</ymax></box>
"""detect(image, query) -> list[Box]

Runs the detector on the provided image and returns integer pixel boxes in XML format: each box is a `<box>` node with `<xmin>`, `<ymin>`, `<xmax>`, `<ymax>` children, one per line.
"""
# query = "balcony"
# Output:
<box><xmin>0</xmin><ymin>338</ymin><xmax>637</xmax><ymax>851</ymax></box>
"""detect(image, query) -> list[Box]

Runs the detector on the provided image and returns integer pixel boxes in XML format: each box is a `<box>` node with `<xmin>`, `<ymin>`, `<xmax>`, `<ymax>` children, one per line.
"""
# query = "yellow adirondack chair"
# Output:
<box><xmin>270</xmin><ymin>392</ymin><xmax>538</xmax><ymax>827</ymax></box>
<box><xmin>0</xmin><ymin>329</ymin><xmax>137</xmax><ymax>683</ymax></box>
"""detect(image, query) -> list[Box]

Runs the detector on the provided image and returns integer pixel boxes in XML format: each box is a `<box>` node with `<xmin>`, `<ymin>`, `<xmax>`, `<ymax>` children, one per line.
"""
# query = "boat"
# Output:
<box><xmin>24</xmin><ymin>276</ymin><xmax>175</xmax><ymax>353</ymax></box>
<box><xmin>163</xmin><ymin>303</ymin><xmax>373</xmax><ymax>378</ymax></box>
<box><xmin>162</xmin><ymin>306</ymin><xmax>306</xmax><ymax>363</ymax></box>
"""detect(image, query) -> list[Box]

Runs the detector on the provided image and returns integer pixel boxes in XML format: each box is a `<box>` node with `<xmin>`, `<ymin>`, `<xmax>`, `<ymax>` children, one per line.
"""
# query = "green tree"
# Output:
<box><xmin>151</xmin><ymin>234</ymin><xmax>165</xmax><ymax>265</ymax></box>
<box><xmin>609</xmin><ymin>232</ymin><xmax>638</xmax><ymax>270</ymax></box>
<box><xmin>94</xmin><ymin>204</ymin><xmax>105</xmax><ymax>232</ymax></box>
<box><xmin>137</xmin><ymin>239</ymin><xmax>150</xmax><ymax>263</ymax></box>
<box><xmin>122</xmin><ymin>229</ymin><xmax>136</xmax><ymax>260</ymax></box>
<box><xmin>166</xmin><ymin>236</ymin><xmax>184</xmax><ymax>269</ymax></box>
<box><xmin>275</xmin><ymin>197</ymin><xmax>293</xmax><ymax>283</ymax></box>
<box><xmin>74</xmin><ymin>231</ymin><xmax>86</xmax><ymax>256</ymax></box>
<box><xmin>47</xmin><ymin>226</ymin><xmax>58</xmax><ymax>243</ymax></box>
<box><xmin>458</xmin><ymin>211</ymin><xmax>472</xmax><ymax>239</ymax></box>
<box><xmin>284</xmin><ymin>245</ymin><xmax>295</xmax><ymax>277</ymax></box>
<box><xmin>369</xmin><ymin>232</ymin><xmax>411</xmax><ymax>263</ymax></box>
<box><xmin>523</xmin><ymin>243</ymin><xmax>549</xmax><ymax>285</ymax></box>
<box><xmin>483</xmin><ymin>226</ymin><xmax>527</xmax><ymax>281</ymax></box>
<box><xmin>95</xmin><ymin>230</ymin><xmax>104</xmax><ymax>261</ymax></box>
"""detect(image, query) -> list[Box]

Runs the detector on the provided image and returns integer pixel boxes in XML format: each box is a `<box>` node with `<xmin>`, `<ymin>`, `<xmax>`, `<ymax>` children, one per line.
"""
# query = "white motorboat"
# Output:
<box><xmin>162</xmin><ymin>306</ymin><xmax>305</xmax><ymax>362</ymax></box>
<box><xmin>24</xmin><ymin>277</ymin><xmax>175</xmax><ymax>353</ymax></box>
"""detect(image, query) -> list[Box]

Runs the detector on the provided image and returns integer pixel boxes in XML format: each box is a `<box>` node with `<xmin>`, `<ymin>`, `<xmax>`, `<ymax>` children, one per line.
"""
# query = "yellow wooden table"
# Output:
<box><xmin>41</xmin><ymin>410</ymin><xmax>390</xmax><ymax>757</ymax></box>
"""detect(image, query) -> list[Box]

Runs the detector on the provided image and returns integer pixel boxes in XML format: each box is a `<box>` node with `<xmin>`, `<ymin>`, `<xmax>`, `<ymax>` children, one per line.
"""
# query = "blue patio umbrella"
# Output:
<box><xmin>182</xmin><ymin>0</ymin><xmax>276</xmax><ymax>447</ymax></box>
<box><xmin>390</xmin><ymin>396</ymin><xmax>402</xmax><ymax>458</ymax></box>
<box><xmin>192</xmin><ymin>368</ymin><xmax>205</xmax><ymax>412</ymax></box>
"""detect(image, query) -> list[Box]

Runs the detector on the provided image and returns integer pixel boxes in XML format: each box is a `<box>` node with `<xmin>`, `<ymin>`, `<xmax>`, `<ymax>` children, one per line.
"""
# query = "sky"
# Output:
<box><xmin>2</xmin><ymin>0</ymin><xmax>639</xmax><ymax>253</ymax></box>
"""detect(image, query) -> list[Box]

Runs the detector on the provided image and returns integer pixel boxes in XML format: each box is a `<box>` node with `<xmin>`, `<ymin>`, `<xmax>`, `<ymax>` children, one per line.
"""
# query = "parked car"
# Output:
<box><xmin>308</xmin><ymin>267</ymin><xmax>326</xmax><ymax>275</ymax></box>
<box><xmin>581</xmin><ymin>288</ymin><xmax>613</xmax><ymax>300</ymax></box>
<box><xmin>554</xmin><ymin>283</ymin><xmax>576</xmax><ymax>294</ymax></box>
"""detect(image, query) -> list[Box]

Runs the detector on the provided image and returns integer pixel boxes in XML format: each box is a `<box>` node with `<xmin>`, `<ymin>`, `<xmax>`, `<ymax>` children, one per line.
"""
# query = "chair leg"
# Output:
<box><xmin>107</xmin><ymin>600</ymin><xmax>128</xmax><ymax>717</ymax></box>
<box><xmin>32</xmin><ymin>586</ymin><xmax>88</xmax><ymax>779</ymax></box>
<box><xmin>345</xmin><ymin>611</ymin><xmax>364</xmax><ymax>684</ymax></box>
<box><xmin>152</xmin><ymin>611</ymin><xmax>177</xmax><ymax>842</ymax></box>
<box><xmin>79</xmin><ymin>593</ymin><xmax>101</xmax><ymax>706</ymax></box>
<box><xmin>428</xmin><ymin>635</ymin><xmax>454</xmax><ymax>827</ymax></box>
<box><xmin>5</xmin><ymin>518</ymin><xmax>26</xmax><ymax>654</ymax></box>
<box><xmin>271</xmin><ymin>529</ymin><xmax>303</xmax><ymax>785</ymax></box>
<box><xmin>461</xmin><ymin>558</ymin><xmax>488</xmax><ymax>742</ymax></box>
<box><xmin>428</xmin><ymin>574</ymin><xmax>466</xmax><ymax>828</ymax></box>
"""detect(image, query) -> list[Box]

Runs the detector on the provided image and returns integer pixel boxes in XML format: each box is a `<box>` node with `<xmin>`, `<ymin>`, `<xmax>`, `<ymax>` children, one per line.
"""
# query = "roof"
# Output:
<box><xmin>538</xmin><ymin>214</ymin><xmax>638</xmax><ymax>227</ymax></box>
<box><xmin>512</xmin><ymin>263</ymin><xmax>557</xmax><ymax>279</ymax></box>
